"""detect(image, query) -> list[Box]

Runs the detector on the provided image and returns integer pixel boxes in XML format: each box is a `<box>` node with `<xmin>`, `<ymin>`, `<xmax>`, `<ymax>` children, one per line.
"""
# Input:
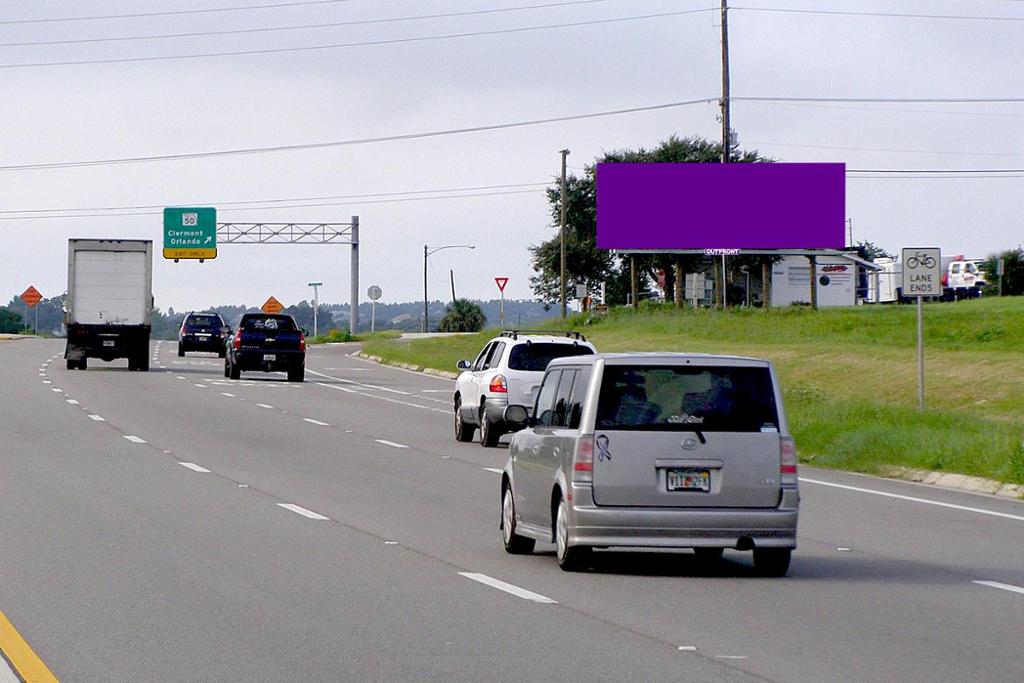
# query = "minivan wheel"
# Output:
<box><xmin>753</xmin><ymin>548</ymin><xmax>792</xmax><ymax>577</ymax></box>
<box><xmin>229</xmin><ymin>361</ymin><xmax>241</xmax><ymax>380</ymax></box>
<box><xmin>502</xmin><ymin>486</ymin><xmax>535</xmax><ymax>555</ymax></box>
<box><xmin>177</xmin><ymin>344</ymin><xmax>185</xmax><ymax>357</ymax></box>
<box><xmin>555</xmin><ymin>498</ymin><xmax>590</xmax><ymax>572</ymax></box>
<box><xmin>454</xmin><ymin>400</ymin><xmax>475</xmax><ymax>442</ymax></box>
<box><xmin>479</xmin><ymin>411</ymin><xmax>500</xmax><ymax>448</ymax></box>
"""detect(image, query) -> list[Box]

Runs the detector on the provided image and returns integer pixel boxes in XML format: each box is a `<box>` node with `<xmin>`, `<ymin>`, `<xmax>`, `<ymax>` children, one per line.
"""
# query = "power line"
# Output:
<box><xmin>0</xmin><ymin>9</ymin><xmax>718</xmax><ymax>70</ymax></box>
<box><xmin>733</xmin><ymin>6</ymin><xmax>1024</xmax><ymax>22</ymax></box>
<box><xmin>0</xmin><ymin>0</ymin><xmax>353</xmax><ymax>25</ymax></box>
<box><xmin>0</xmin><ymin>188</ymin><xmax>547</xmax><ymax>221</ymax></box>
<box><xmin>0</xmin><ymin>98</ymin><xmax>716</xmax><ymax>171</ymax></box>
<box><xmin>739</xmin><ymin>99</ymin><xmax>1024</xmax><ymax>118</ymax></box>
<box><xmin>847</xmin><ymin>168</ymin><xmax>1024</xmax><ymax>173</ymax></box>
<box><xmin>0</xmin><ymin>0</ymin><xmax>631</xmax><ymax>48</ymax></box>
<box><xmin>0</xmin><ymin>182</ymin><xmax>551</xmax><ymax>215</ymax></box>
<box><xmin>734</xmin><ymin>96</ymin><xmax>1024</xmax><ymax>104</ymax></box>
<box><xmin>747</xmin><ymin>140</ymin><xmax>1024</xmax><ymax>158</ymax></box>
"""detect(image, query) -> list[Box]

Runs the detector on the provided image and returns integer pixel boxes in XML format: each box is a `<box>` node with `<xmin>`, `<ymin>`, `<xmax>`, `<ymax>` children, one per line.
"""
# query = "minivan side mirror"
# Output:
<box><xmin>456</xmin><ymin>359</ymin><xmax>471</xmax><ymax>371</ymax></box>
<box><xmin>503</xmin><ymin>404</ymin><xmax>530</xmax><ymax>429</ymax></box>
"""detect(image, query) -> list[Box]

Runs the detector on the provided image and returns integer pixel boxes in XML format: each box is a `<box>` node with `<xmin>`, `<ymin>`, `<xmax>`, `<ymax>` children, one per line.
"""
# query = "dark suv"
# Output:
<box><xmin>225</xmin><ymin>313</ymin><xmax>306</xmax><ymax>382</ymax></box>
<box><xmin>178</xmin><ymin>312</ymin><xmax>230</xmax><ymax>358</ymax></box>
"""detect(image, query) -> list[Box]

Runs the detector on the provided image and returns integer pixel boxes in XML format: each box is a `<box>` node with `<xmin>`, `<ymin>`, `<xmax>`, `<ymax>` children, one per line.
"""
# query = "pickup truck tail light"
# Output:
<box><xmin>299</xmin><ymin>333</ymin><xmax>306</xmax><ymax>352</ymax></box>
<box><xmin>572</xmin><ymin>435</ymin><xmax>594</xmax><ymax>483</ymax></box>
<box><xmin>488</xmin><ymin>374</ymin><xmax>507</xmax><ymax>393</ymax></box>
<box><xmin>780</xmin><ymin>436</ymin><xmax>798</xmax><ymax>486</ymax></box>
<box><xmin>232</xmin><ymin>330</ymin><xmax>242</xmax><ymax>350</ymax></box>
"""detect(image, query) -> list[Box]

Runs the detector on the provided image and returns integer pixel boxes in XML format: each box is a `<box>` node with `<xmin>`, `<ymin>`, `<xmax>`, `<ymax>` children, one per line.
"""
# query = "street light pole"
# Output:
<box><xmin>559</xmin><ymin>148</ymin><xmax>570</xmax><ymax>318</ymax></box>
<box><xmin>424</xmin><ymin>244</ymin><xmax>476</xmax><ymax>333</ymax></box>
<box><xmin>307</xmin><ymin>281</ymin><xmax>323</xmax><ymax>337</ymax></box>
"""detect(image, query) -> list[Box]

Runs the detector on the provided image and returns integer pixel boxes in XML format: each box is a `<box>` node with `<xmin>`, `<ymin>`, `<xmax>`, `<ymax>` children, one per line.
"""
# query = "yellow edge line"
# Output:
<box><xmin>0</xmin><ymin>608</ymin><xmax>58</xmax><ymax>682</ymax></box>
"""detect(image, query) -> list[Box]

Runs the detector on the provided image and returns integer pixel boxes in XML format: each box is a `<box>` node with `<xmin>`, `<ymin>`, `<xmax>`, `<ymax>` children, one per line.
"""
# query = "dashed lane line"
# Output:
<box><xmin>482</xmin><ymin>467</ymin><xmax>503</xmax><ymax>474</ymax></box>
<box><xmin>973</xmin><ymin>580</ymin><xmax>1024</xmax><ymax>596</ymax></box>
<box><xmin>457</xmin><ymin>572</ymin><xmax>557</xmax><ymax>604</ymax></box>
<box><xmin>178</xmin><ymin>462</ymin><xmax>211</xmax><ymax>473</ymax></box>
<box><xmin>65</xmin><ymin>399</ymin><xmax>79</xmax><ymax>405</ymax></box>
<box><xmin>88</xmin><ymin>414</ymin><xmax>105</xmax><ymax>422</ymax></box>
<box><xmin>276</xmin><ymin>503</ymin><xmax>330</xmax><ymax>520</ymax></box>
<box><xmin>303</xmin><ymin>418</ymin><xmax>330</xmax><ymax>426</ymax></box>
<box><xmin>375</xmin><ymin>439</ymin><xmax>409</xmax><ymax>449</ymax></box>
<box><xmin>257</xmin><ymin>403</ymin><xmax>274</xmax><ymax>409</ymax></box>
<box><xmin>220</xmin><ymin>392</ymin><xmax>236</xmax><ymax>398</ymax></box>
<box><xmin>800</xmin><ymin>477</ymin><xmax>1024</xmax><ymax>523</ymax></box>
<box><xmin>314</xmin><ymin>381</ymin><xmax>448</xmax><ymax>415</ymax></box>
<box><xmin>123</xmin><ymin>435</ymin><xmax>147</xmax><ymax>444</ymax></box>
<box><xmin>306</xmin><ymin>368</ymin><xmax>412</xmax><ymax>395</ymax></box>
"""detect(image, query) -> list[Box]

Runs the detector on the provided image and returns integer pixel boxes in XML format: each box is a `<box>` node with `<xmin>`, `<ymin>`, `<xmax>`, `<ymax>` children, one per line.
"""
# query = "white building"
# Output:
<box><xmin>771</xmin><ymin>253</ymin><xmax>881</xmax><ymax>307</ymax></box>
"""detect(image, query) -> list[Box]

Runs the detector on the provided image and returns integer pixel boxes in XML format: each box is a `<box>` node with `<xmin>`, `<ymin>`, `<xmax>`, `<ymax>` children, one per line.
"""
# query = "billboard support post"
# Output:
<box><xmin>807</xmin><ymin>254</ymin><xmax>818</xmax><ymax>310</ymax></box>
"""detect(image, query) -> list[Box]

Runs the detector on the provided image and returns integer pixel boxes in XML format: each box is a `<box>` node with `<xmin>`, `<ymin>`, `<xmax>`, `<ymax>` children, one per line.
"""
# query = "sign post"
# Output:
<box><xmin>20</xmin><ymin>286</ymin><xmax>42</xmax><ymax>334</ymax></box>
<box><xmin>997</xmin><ymin>258</ymin><xmax>1005</xmax><ymax>297</ymax></box>
<box><xmin>495</xmin><ymin>277</ymin><xmax>509</xmax><ymax>328</ymax></box>
<box><xmin>163</xmin><ymin>207</ymin><xmax>217</xmax><ymax>261</ymax></box>
<box><xmin>367</xmin><ymin>285</ymin><xmax>382</xmax><ymax>333</ymax></box>
<box><xmin>901</xmin><ymin>247</ymin><xmax>941</xmax><ymax>412</ymax></box>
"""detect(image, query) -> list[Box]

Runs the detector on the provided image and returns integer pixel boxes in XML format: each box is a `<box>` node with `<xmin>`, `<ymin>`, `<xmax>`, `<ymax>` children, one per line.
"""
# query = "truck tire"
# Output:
<box><xmin>178</xmin><ymin>343</ymin><xmax>185</xmax><ymax>357</ymax></box>
<box><xmin>229</xmin><ymin>361</ymin><xmax>241</xmax><ymax>380</ymax></box>
<box><xmin>78</xmin><ymin>358</ymin><xmax>87</xmax><ymax>370</ymax></box>
<box><xmin>66</xmin><ymin>358</ymin><xmax>75</xmax><ymax>371</ymax></box>
<box><xmin>288</xmin><ymin>366</ymin><xmax>305</xmax><ymax>383</ymax></box>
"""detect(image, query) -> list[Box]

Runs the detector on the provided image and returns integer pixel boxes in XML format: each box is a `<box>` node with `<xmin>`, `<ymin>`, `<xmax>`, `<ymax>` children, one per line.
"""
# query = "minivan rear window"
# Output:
<box><xmin>596</xmin><ymin>366</ymin><xmax>779</xmax><ymax>432</ymax></box>
<box><xmin>187</xmin><ymin>315</ymin><xmax>221</xmax><ymax>328</ymax></box>
<box><xmin>507</xmin><ymin>343</ymin><xmax>594</xmax><ymax>371</ymax></box>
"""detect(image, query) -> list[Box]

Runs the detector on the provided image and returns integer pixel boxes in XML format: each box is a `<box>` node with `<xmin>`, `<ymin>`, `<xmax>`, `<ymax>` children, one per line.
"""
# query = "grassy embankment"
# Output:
<box><xmin>363</xmin><ymin>298</ymin><xmax>1024</xmax><ymax>485</ymax></box>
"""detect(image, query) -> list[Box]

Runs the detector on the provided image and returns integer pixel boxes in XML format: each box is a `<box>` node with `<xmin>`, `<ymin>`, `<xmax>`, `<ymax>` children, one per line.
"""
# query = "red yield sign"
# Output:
<box><xmin>20</xmin><ymin>286</ymin><xmax>43</xmax><ymax>308</ymax></box>
<box><xmin>494</xmin><ymin>277</ymin><xmax>509</xmax><ymax>293</ymax></box>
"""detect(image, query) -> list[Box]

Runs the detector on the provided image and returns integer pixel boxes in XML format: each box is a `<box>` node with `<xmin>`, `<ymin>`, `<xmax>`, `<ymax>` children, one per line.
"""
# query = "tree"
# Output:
<box><xmin>529</xmin><ymin>135</ymin><xmax>771</xmax><ymax>306</ymax></box>
<box><xmin>438</xmin><ymin>299</ymin><xmax>486</xmax><ymax>332</ymax></box>
<box><xmin>854</xmin><ymin>240</ymin><xmax>893</xmax><ymax>261</ymax></box>
<box><xmin>983</xmin><ymin>247</ymin><xmax>1024</xmax><ymax>296</ymax></box>
<box><xmin>0</xmin><ymin>307</ymin><xmax>22</xmax><ymax>333</ymax></box>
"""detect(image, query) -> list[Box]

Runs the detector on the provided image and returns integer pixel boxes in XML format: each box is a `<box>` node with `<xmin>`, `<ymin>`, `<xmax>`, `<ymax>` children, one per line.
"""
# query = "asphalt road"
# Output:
<box><xmin>1</xmin><ymin>338</ymin><xmax>1022</xmax><ymax>682</ymax></box>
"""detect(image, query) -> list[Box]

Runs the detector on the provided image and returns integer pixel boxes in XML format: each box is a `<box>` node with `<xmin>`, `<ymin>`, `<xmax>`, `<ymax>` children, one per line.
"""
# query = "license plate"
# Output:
<box><xmin>103</xmin><ymin>340</ymin><xmax>115</xmax><ymax>347</ymax></box>
<box><xmin>197</xmin><ymin>334</ymin><xmax>210</xmax><ymax>338</ymax></box>
<box><xmin>666</xmin><ymin>468</ymin><xmax>711</xmax><ymax>492</ymax></box>
<box><xmin>264</xmin><ymin>354</ymin><xmax>276</xmax><ymax>362</ymax></box>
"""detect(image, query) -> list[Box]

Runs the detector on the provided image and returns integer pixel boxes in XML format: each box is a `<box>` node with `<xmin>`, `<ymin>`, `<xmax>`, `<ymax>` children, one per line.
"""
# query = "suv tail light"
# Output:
<box><xmin>299</xmin><ymin>332</ymin><xmax>306</xmax><ymax>352</ymax></box>
<box><xmin>572</xmin><ymin>435</ymin><xmax>594</xmax><ymax>483</ymax></box>
<box><xmin>488</xmin><ymin>374</ymin><xmax>507</xmax><ymax>393</ymax></box>
<box><xmin>780</xmin><ymin>436</ymin><xmax>798</xmax><ymax>486</ymax></box>
<box><xmin>232</xmin><ymin>330</ymin><xmax>242</xmax><ymax>350</ymax></box>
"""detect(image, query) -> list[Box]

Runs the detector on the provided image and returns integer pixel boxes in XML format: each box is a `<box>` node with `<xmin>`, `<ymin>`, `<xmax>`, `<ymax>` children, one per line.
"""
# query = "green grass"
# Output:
<box><xmin>362</xmin><ymin>298</ymin><xmax>1024</xmax><ymax>486</ymax></box>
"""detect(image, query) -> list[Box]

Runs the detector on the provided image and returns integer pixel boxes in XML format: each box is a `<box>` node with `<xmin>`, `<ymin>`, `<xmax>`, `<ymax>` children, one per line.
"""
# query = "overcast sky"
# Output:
<box><xmin>2</xmin><ymin>0</ymin><xmax>1022</xmax><ymax>312</ymax></box>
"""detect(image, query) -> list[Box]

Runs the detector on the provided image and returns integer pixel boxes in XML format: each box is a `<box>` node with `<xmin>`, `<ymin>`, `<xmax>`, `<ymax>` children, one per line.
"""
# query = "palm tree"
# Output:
<box><xmin>439</xmin><ymin>299</ymin><xmax>486</xmax><ymax>332</ymax></box>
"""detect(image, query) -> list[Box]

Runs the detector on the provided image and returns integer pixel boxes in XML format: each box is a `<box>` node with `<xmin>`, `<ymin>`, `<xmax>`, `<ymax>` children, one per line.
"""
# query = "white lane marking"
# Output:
<box><xmin>51</xmin><ymin>388</ymin><xmax>63</xmax><ymax>392</ymax></box>
<box><xmin>176</xmin><ymin>376</ymin><xmax>186</xmax><ymax>380</ymax></box>
<box><xmin>677</xmin><ymin>646</ymin><xmax>698</xmax><ymax>652</ymax></box>
<box><xmin>304</xmin><ymin>418</ymin><xmax>330</xmax><ymax>426</ymax></box>
<box><xmin>65</xmin><ymin>399</ymin><xmax>79</xmax><ymax>405</ymax></box>
<box><xmin>178</xmin><ymin>462</ymin><xmax>211</xmax><ymax>473</ymax></box>
<box><xmin>716</xmin><ymin>656</ymin><xmax>748</xmax><ymax>660</ymax></box>
<box><xmin>257</xmin><ymin>403</ymin><xmax>273</xmax><ymax>409</ymax></box>
<box><xmin>347</xmin><ymin>352</ymin><xmax>452</xmax><ymax>382</ymax></box>
<box><xmin>194</xmin><ymin>383</ymin><xmax>208</xmax><ymax>388</ymax></box>
<box><xmin>375</xmin><ymin>439</ymin><xmax>409</xmax><ymax>449</ymax></box>
<box><xmin>43</xmin><ymin>380</ymin><xmax>51</xmax><ymax>384</ymax></box>
<box><xmin>800</xmin><ymin>477</ymin><xmax>1024</xmax><ymax>522</ymax></box>
<box><xmin>315</xmin><ymin>381</ymin><xmax>448</xmax><ymax>415</ymax></box>
<box><xmin>421</xmin><ymin>389</ymin><xmax>449</xmax><ymax>393</ymax></box>
<box><xmin>88</xmin><ymin>414</ymin><xmax>105</xmax><ymax>421</ymax></box>
<box><xmin>124</xmin><ymin>435</ymin><xmax>147</xmax><ymax>444</ymax></box>
<box><xmin>973</xmin><ymin>580</ymin><xmax>1024</xmax><ymax>596</ymax></box>
<box><xmin>220</xmin><ymin>392</ymin><xmax>236</xmax><ymax>398</ymax></box>
<box><xmin>324</xmin><ymin>367</ymin><xmax>369</xmax><ymax>371</ymax></box>
<box><xmin>307</xmin><ymin>369</ymin><xmax>412</xmax><ymax>395</ymax></box>
<box><xmin>482</xmin><ymin>467</ymin><xmax>503</xmax><ymax>474</ymax></box>
<box><xmin>458</xmin><ymin>572</ymin><xmax>557</xmax><ymax>604</ymax></box>
<box><xmin>277</xmin><ymin>503</ymin><xmax>330</xmax><ymax>520</ymax></box>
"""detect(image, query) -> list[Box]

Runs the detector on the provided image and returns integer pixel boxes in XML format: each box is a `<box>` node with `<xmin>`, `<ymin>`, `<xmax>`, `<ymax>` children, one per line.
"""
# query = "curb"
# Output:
<box><xmin>354</xmin><ymin>352</ymin><xmax>458</xmax><ymax>379</ymax></box>
<box><xmin>882</xmin><ymin>466</ymin><xmax>1023</xmax><ymax>501</ymax></box>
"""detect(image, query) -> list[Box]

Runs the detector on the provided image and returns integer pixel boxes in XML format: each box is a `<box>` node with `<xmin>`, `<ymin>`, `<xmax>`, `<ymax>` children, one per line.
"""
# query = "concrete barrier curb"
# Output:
<box><xmin>884</xmin><ymin>466</ymin><xmax>1023</xmax><ymax>500</ymax></box>
<box><xmin>355</xmin><ymin>352</ymin><xmax>458</xmax><ymax>380</ymax></box>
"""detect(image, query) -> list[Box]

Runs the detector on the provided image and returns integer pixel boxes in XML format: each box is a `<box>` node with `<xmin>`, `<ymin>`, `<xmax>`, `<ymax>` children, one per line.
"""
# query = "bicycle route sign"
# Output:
<box><xmin>901</xmin><ymin>247</ymin><xmax>942</xmax><ymax>297</ymax></box>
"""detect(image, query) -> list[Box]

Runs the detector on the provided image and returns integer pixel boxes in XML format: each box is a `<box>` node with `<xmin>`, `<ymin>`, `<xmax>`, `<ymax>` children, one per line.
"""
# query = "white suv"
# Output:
<box><xmin>454</xmin><ymin>331</ymin><xmax>597</xmax><ymax>447</ymax></box>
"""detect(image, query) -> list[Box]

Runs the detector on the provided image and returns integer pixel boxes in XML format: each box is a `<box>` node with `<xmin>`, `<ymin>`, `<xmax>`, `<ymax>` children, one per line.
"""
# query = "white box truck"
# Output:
<box><xmin>64</xmin><ymin>239</ymin><xmax>154</xmax><ymax>371</ymax></box>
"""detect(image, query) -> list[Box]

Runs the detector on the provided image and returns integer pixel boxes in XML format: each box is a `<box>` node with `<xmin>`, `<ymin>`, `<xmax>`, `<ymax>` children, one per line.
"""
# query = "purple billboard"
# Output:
<box><xmin>596</xmin><ymin>162</ymin><xmax>845</xmax><ymax>251</ymax></box>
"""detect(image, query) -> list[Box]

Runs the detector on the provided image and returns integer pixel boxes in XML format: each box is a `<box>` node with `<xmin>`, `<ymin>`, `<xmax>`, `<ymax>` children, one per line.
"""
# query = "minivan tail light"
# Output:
<box><xmin>780</xmin><ymin>437</ymin><xmax>798</xmax><ymax>486</ymax></box>
<box><xmin>233</xmin><ymin>330</ymin><xmax>242</xmax><ymax>350</ymax></box>
<box><xmin>573</xmin><ymin>435</ymin><xmax>594</xmax><ymax>483</ymax></box>
<box><xmin>489</xmin><ymin>374</ymin><xmax>507</xmax><ymax>393</ymax></box>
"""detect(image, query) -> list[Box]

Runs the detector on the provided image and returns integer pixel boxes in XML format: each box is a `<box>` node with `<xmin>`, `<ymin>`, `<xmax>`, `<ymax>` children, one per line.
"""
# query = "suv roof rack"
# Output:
<box><xmin>499</xmin><ymin>329</ymin><xmax>586</xmax><ymax>342</ymax></box>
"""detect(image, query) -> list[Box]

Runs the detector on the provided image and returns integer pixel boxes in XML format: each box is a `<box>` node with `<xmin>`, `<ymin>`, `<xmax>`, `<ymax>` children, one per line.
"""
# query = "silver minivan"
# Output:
<box><xmin>499</xmin><ymin>353</ymin><xmax>799</xmax><ymax>575</ymax></box>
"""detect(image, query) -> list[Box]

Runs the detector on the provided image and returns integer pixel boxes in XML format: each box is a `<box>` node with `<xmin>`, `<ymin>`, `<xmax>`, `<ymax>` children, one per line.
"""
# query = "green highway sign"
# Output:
<box><xmin>163</xmin><ymin>207</ymin><xmax>217</xmax><ymax>260</ymax></box>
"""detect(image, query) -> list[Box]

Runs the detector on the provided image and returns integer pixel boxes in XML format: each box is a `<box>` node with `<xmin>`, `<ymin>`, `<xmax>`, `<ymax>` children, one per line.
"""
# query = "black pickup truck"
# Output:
<box><xmin>224</xmin><ymin>313</ymin><xmax>305</xmax><ymax>382</ymax></box>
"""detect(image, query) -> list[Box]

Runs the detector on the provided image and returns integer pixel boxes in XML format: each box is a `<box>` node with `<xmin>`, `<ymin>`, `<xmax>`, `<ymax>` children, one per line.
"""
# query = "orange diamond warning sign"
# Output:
<box><xmin>20</xmin><ymin>286</ymin><xmax>43</xmax><ymax>308</ymax></box>
<box><xmin>261</xmin><ymin>297</ymin><xmax>284</xmax><ymax>314</ymax></box>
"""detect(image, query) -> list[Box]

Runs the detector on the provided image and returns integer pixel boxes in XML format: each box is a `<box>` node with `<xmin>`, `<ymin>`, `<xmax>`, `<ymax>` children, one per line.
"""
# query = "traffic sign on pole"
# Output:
<box><xmin>163</xmin><ymin>207</ymin><xmax>217</xmax><ymax>260</ymax></box>
<box><xmin>494</xmin><ymin>277</ymin><xmax>509</xmax><ymax>293</ymax></box>
<box><xmin>901</xmin><ymin>247</ymin><xmax>941</xmax><ymax>413</ymax></box>
<box><xmin>20</xmin><ymin>286</ymin><xmax>42</xmax><ymax>308</ymax></box>
<box><xmin>261</xmin><ymin>297</ymin><xmax>284</xmax><ymax>314</ymax></box>
<box><xmin>495</xmin><ymin>278</ymin><xmax>509</xmax><ymax>327</ymax></box>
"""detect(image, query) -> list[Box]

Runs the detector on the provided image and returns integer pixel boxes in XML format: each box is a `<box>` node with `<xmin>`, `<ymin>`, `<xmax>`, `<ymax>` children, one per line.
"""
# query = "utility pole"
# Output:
<box><xmin>559</xmin><ymin>148</ymin><xmax>570</xmax><ymax>318</ymax></box>
<box><xmin>423</xmin><ymin>244</ymin><xmax>429</xmax><ymax>333</ymax></box>
<box><xmin>450</xmin><ymin>269</ymin><xmax>456</xmax><ymax>302</ymax></box>
<box><xmin>349</xmin><ymin>216</ymin><xmax>359</xmax><ymax>335</ymax></box>
<box><xmin>720</xmin><ymin>0</ymin><xmax>731</xmax><ymax>164</ymax></box>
